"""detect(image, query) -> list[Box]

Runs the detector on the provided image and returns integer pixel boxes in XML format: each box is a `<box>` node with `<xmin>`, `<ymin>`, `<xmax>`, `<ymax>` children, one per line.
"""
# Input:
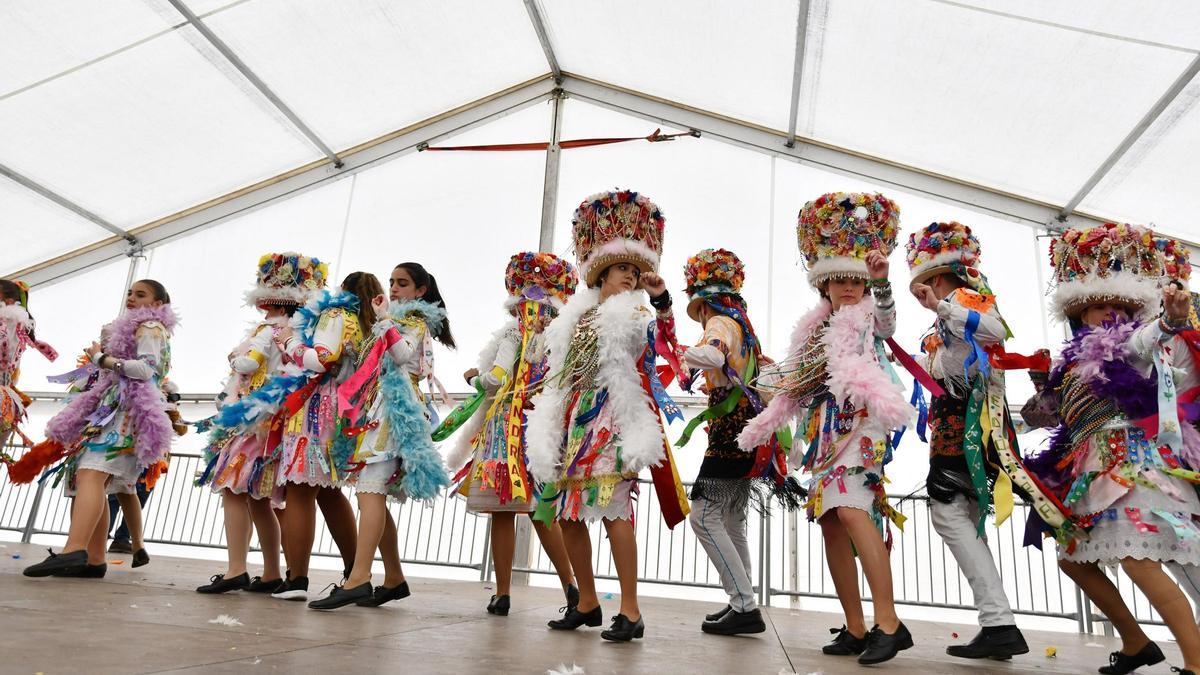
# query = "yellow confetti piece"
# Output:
<box><xmin>1045</xmin><ymin>646</ymin><xmax>1057</xmax><ymax>658</ymax></box>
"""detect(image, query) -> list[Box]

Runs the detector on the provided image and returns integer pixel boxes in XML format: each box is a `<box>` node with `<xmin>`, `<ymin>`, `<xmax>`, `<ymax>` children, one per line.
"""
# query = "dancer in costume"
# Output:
<box><xmin>0</xmin><ymin>279</ymin><xmax>57</xmax><ymax>465</ymax></box>
<box><xmin>1023</xmin><ymin>223</ymin><xmax>1200</xmax><ymax>675</ymax></box>
<box><xmin>905</xmin><ymin>222</ymin><xmax>1029</xmax><ymax>658</ymax></box>
<box><xmin>527</xmin><ymin>189</ymin><xmax>691</xmax><ymax>642</ymax></box>
<box><xmin>678</xmin><ymin>248</ymin><xmax>803</xmax><ymax>636</ymax></box>
<box><xmin>15</xmin><ymin>280</ymin><xmax>177</xmax><ymax>579</ymax></box>
<box><xmin>740</xmin><ymin>192</ymin><xmax>913</xmax><ymax>665</ymax></box>
<box><xmin>309</xmin><ymin>263</ymin><xmax>454</xmax><ymax>610</ymax></box>
<box><xmin>232</xmin><ymin>272</ymin><xmax>371</xmax><ymax>601</ymax></box>
<box><xmin>195</xmin><ymin>252</ymin><xmax>326</xmax><ymax>594</ymax></box>
<box><xmin>441</xmin><ymin>252</ymin><xmax>578</xmax><ymax>616</ymax></box>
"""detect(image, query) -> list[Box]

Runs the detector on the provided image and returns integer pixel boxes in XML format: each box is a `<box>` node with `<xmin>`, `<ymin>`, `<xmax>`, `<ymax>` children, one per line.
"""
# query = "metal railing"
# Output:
<box><xmin>0</xmin><ymin>430</ymin><xmax>1165</xmax><ymax>635</ymax></box>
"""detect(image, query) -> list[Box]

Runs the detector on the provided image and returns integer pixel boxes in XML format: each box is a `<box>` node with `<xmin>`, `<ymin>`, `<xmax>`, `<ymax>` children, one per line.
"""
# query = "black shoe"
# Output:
<box><xmin>858</xmin><ymin>623</ymin><xmax>914</xmax><ymax>665</ymax></box>
<box><xmin>132</xmin><ymin>548</ymin><xmax>150</xmax><ymax>568</ymax></box>
<box><xmin>947</xmin><ymin>626</ymin><xmax>1029</xmax><ymax>660</ymax></box>
<box><xmin>246</xmin><ymin>576</ymin><xmax>285</xmax><ymax>594</ymax></box>
<box><xmin>1099</xmin><ymin>642</ymin><xmax>1165</xmax><ymax>675</ymax></box>
<box><xmin>601</xmin><ymin>613</ymin><xmax>645</xmax><ymax>642</ymax></box>
<box><xmin>196</xmin><ymin>572</ymin><xmax>250</xmax><ymax>594</ymax></box>
<box><xmin>548</xmin><ymin>605</ymin><xmax>603</xmax><ymax>630</ymax></box>
<box><xmin>565</xmin><ymin>584</ymin><xmax>580</xmax><ymax>613</ymax></box>
<box><xmin>23</xmin><ymin>549</ymin><xmax>88</xmax><ymax>577</ymax></box>
<box><xmin>271</xmin><ymin>576</ymin><xmax>309</xmax><ymax>601</ymax></box>
<box><xmin>108</xmin><ymin>539</ymin><xmax>133</xmax><ymax>554</ymax></box>
<box><xmin>705</xmin><ymin>604</ymin><xmax>733</xmax><ymax>622</ymax></box>
<box><xmin>487</xmin><ymin>594</ymin><xmax>511</xmax><ymax>616</ymax></box>
<box><xmin>356</xmin><ymin>581</ymin><xmax>411</xmax><ymax>607</ymax></box>
<box><xmin>1171</xmin><ymin>669</ymin><xmax>1197</xmax><ymax>675</ymax></box>
<box><xmin>822</xmin><ymin>625</ymin><xmax>868</xmax><ymax>656</ymax></box>
<box><xmin>308</xmin><ymin>582</ymin><xmax>373</xmax><ymax>610</ymax></box>
<box><xmin>701</xmin><ymin>607</ymin><xmax>766</xmax><ymax>635</ymax></box>
<box><xmin>58</xmin><ymin>563</ymin><xmax>107</xmax><ymax>579</ymax></box>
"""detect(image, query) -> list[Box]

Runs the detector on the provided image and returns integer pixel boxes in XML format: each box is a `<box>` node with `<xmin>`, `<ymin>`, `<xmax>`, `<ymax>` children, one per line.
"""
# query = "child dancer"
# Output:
<box><xmin>195</xmin><ymin>253</ymin><xmax>326</xmax><ymax>594</ymax></box>
<box><xmin>905</xmin><ymin>222</ymin><xmax>1029</xmax><ymax>658</ymax></box>
<box><xmin>15</xmin><ymin>280</ymin><xmax>176</xmax><ymax>580</ymax></box>
<box><xmin>442</xmin><ymin>252</ymin><xmax>578</xmax><ymax>616</ymax></box>
<box><xmin>678</xmin><ymin>248</ymin><xmax>802</xmax><ymax>635</ymax></box>
<box><xmin>0</xmin><ymin>279</ymin><xmax>57</xmax><ymax>465</ymax></box>
<box><xmin>740</xmin><ymin>193</ymin><xmax>913</xmax><ymax>665</ymax></box>
<box><xmin>527</xmin><ymin>189</ymin><xmax>691</xmax><ymax>642</ymax></box>
<box><xmin>1023</xmin><ymin>223</ymin><xmax>1200</xmax><ymax>675</ymax></box>
<box><xmin>309</xmin><ymin>263</ymin><xmax>452</xmax><ymax>609</ymax></box>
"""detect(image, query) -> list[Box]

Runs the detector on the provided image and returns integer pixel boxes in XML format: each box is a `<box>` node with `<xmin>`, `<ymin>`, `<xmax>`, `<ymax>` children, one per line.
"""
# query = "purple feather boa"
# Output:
<box><xmin>45</xmin><ymin>304</ymin><xmax>177</xmax><ymax>469</ymax></box>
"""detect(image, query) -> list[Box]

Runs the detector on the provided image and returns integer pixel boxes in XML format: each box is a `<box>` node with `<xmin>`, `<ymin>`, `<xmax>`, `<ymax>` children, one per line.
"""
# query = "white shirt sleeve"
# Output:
<box><xmin>683</xmin><ymin>344</ymin><xmax>726</xmax><ymax>370</ymax></box>
<box><xmin>937</xmin><ymin>299</ymin><xmax>1007</xmax><ymax>346</ymax></box>
<box><xmin>120</xmin><ymin>323</ymin><xmax>167</xmax><ymax>380</ymax></box>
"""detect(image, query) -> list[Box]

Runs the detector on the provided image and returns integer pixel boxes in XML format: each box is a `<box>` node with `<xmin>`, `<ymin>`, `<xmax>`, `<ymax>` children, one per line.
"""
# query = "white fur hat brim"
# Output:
<box><xmin>244</xmin><ymin>286</ymin><xmax>315</xmax><ymax>308</ymax></box>
<box><xmin>1051</xmin><ymin>272</ymin><xmax>1162</xmax><ymax>322</ymax></box>
<box><xmin>806</xmin><ymin>256</ymin><xmax>868</xmax><ymax>287</ymax></box>
<box><xmin>908</xmin><ymin>250</ymin><xmax>977</xmax><ymax>285</ymax></box>
<box><xmin>502</xmin><ymin>294</ymin><xmax>566</xmax><ymax>311</ymax></box>
<box><xmin>580</xmin><ymin>239</ymin><xmax>661</xmax><ymax>287</ymax></box>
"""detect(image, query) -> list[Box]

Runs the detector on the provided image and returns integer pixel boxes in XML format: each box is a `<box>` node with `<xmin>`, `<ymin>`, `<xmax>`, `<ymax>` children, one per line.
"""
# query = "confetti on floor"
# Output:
<box><xmin>547</xmin><ymin>664</ymin><xmax>585</xmax><ymax>675</ymax></box>
<box><xmin>1045</xmin><ymin>646</ymin><xmax>1057</xmax><ymax>658</ymax></box>
<box><xmin>208</xmin><ymin>614</ymin><xmax>244</xmax><ymax>627</ymax></box>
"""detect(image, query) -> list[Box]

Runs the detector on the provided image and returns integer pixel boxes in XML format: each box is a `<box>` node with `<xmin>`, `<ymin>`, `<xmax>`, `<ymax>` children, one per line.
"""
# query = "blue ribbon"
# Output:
<box><xmin>891</xmin><ymin>378</ymin><xmax>929</xmax><ymax>449</ymax></box>
<box><xmin>645</xmin><ymin>325</ymin><xmax>684</xmax><ymax>424</ymax></box>
<box><xmin>962</xmin><ymin>310</ymin><xmax>990</xmax><ymax>386</ymax></box>
<box><xmin>575</xmin><ymin>390</ymin><xmax>609</xmax><ymax>425</ymax></box>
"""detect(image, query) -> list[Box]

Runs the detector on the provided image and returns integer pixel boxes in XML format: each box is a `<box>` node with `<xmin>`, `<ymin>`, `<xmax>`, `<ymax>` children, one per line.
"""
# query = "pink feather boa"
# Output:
<box><xmin>45</xmin><ymin>304</ymin><xmax>177</xmax><ymax>469</ymax></box>
<box><xmin>739</xmin><ymin>298</ymin><xmax>910</xmax><ymax>449</ymax></box>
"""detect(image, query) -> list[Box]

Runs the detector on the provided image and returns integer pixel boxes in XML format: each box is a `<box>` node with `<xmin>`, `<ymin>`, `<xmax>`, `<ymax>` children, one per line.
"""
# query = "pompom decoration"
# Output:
<box><xmin>905</xmin><ymin>221</ymin><xmax>982</xmax><ymax>285</ymax></box>
<box><xmin>572</xmin><ymin>189</ymin><xmax>665</xmax><ymax>287</ymax></box>
<box><xmin>244</xmin><ymin>251</ymin><xmax>329</xmax><ymax>308</ymax></box>
<box><xmin>797</xmin><ymin>192</ymin><xmax>900</xmax><ymax>287</ymax></box>
<box><xmin>1158</xmin><ymin>236</ymin><xmax>1192</xmax><ymax>283</ymax></box>
<box><xmin>1049</xmin><ymin>222</ymin><xmax>1166</xmax><ymax>321</ymax></box>
<box><xmin>503</xmin><ymin>251</ymin><xmax>578</xmax><ymax>309</ymax></box>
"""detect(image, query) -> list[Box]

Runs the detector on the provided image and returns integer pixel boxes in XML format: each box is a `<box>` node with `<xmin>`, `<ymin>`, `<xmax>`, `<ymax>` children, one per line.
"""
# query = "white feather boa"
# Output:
<box><xmin>526</xmin><ymin>287</ymin><xmax>666</xmax><ymax>484</ymax></box>
<box><xmin>444</xmin><ymin>318</ymin><xmax>518</xmax><ymax>471</ymax></box>
<box><xmin>738</xmin><ymin>298</ymin><xmax>911</xmax><ymax>453</ymax></box>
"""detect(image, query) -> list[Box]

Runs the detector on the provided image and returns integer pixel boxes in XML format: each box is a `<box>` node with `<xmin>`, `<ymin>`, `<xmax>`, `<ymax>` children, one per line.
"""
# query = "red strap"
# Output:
<box><xmin>885</xmin><ymin>337</ymin><xmax>946</xmax><ymax>398</ymax></box>
<box><xmin>421</xmin><ymin>128</ymin><xmax>699</xmax><ymax>152</ymax></box>
<box><xmin>988</xmin><ymin>345</ymin><xmax>1051</xmax><ymax>372</ymax></box>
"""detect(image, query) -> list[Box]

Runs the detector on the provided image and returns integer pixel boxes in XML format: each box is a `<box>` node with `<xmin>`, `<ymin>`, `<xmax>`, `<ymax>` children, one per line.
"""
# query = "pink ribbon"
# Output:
<box><xmin>337</xmin><ymin>326</ymin><xmax>400</xmax><ymax>418</ymax></box>
<box><xmin>885</xmin><ymin>337</ymin><xmax>946</xmax><ymax>398</ymax></box>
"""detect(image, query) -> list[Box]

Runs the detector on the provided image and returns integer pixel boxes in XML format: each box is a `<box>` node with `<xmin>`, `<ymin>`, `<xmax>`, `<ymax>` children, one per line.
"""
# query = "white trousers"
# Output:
<box><xmin>930</xmin><ymin>494</ymin><xmax>1015</xmax><ymax>627</ymax></box>
<box><xmin>689</xmin><ymin>496</ymin><xmax>757</xmax><ymax>612</ymax></box>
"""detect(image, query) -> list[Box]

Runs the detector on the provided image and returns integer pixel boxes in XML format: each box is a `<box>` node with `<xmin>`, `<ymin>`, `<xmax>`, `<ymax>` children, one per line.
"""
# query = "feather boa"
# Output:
<box><xmin>526</xmin><ymin>287</ymin><xmax>666</xmax><ymax>483</ymax></box>
<box><xmin>445</xmin><ymin>319</ymin><xmax>518</xmax><ymax>471</ymax></box>
<box><xmin>45</xmin><ymin>304</ymin><xmax>177</xmax><ymax>469</ymax></box>
<box><xmin>387</xmin><ymin>297</ymin><xmax>447</xmax><ymax>338</ymax></box>
<box><xmin>291</xmin><ymin>289</ymin><xmax>359</xmax><ymax>343</ymax></box>
<box><xmin>379</xmin><ymin>365</ymin><xmax>448</xmax><ymax>500</ymax></box>
<box><xmin>738</xmin><ymin>298</ymin><xmax>910</xmax><ymax>450</ymax></box>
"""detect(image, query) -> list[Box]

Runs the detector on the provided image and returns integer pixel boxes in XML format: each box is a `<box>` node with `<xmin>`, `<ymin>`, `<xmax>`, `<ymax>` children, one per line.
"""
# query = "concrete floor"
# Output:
<box><xmin>0</xmin><ymin>541</ymin><xmax>1184</xmax><ymax>674</ymax></box>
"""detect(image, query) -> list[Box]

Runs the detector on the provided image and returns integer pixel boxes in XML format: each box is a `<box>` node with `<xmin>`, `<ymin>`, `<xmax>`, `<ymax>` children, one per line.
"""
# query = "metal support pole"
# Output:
<box><xmin>760</xmin><ymin>508</ymin><xmax>772</xmax><ymax>606</ymax></box>
<box><xmin>538</xmin><ymin>91</ymin><xmax>565</xmax><ymax>251</ymax></box>
<box><xmin>480</xmin><ymin>516</ymin><xmax>494</xmax><ymax>582</ymax></box>
<box><xmin>784</xmin><ymin>0</ymin><xmax>811</xmax><ymax>148</ymax></box>
<box><xmin>21</xmin><ymin>480</ymin><xmax>48</xmax><ymax>543</ymax></box>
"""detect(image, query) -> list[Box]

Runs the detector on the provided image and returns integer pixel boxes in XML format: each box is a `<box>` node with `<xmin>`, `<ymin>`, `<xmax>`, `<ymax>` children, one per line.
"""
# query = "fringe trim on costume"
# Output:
<box><xmin>690</xmin><ymin>476</ymin><xmax>807</xmax><ymax>514</ymax></box>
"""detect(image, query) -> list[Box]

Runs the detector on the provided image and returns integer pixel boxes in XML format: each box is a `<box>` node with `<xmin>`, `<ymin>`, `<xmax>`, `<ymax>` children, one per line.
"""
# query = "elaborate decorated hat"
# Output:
<box><xmin>1049</xmin><ymin>223</ymin><xmax>1165</xmax><ymax>321</ymax></box>
<box><xmin>683</xmin><ymin>248</ymin><xmax>745</xmax><ymax>321</ymax></box>
<box><xmin>572</xmin><ymin>189</ymin><xmax>665</xmax><ymax>287</ymax></box>
<box><xmin>798</xmin><ymin>192</ymin><xmax>900</xmax><ymax>288</ymax></box>
<box><xmin>504</xmin><ymin>251</ymin><xmax>578</xmax><ymax>310</ymax></box>
<box><xmin>1158</xmin><ymin>236</ymin><xmax>1192</xmax><ymax>285</ymax></box>
<box><xmin>244</xmin><ymin>252</ymin><xmax>329</xmax><ymax>308</ymax></box>
<box><xmin>906</xmin><ymin>221</ymin><xmax>985</xmax><ymax>287</ymax></box>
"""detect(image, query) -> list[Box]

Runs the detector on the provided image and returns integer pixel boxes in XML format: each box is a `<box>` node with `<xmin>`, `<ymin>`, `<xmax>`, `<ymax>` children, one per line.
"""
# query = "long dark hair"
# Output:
<box><xmin>341</xmin><ymin>271</ymin><xmax>385</xmax><ymax>332</ymax></box>
<box><xmin>134</xmin><ymin>278</ymin><xmax>171</xmax><ymax>304</ymax></box>
<box><xmin>0</xmin><ymin>279</ymin><xmax>34</xmax><ymax>341</ymax></box>
<box><xmin>395</xmin><ymin>262</ymin><xmax>456</xmax><ymax>348</ymax></box>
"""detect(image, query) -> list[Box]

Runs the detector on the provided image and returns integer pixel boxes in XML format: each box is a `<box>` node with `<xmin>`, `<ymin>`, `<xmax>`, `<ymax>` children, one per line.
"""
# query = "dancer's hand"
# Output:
<box><xmin>866</xmin><ymin>250</ymin><xmax>889</xmax><ymax>280</ymax></box>
<box><xmin>910</xmin><ymin>282</ymin><xmax>940</xmax><ymax>311</ymax></box>
<box><xmin>371</xmin><ymin>294</ymin><xmax>388</xmax><ymax>318</ymax></box>
<box><xmin>639</xmin><ymin>272</ymin><xmax>667</xmax><ymax>297</ymax></box>
<box><xmin>463</xmin><ymin>367</ymin><xmax>479</xmax><ymax>385</ymax></box>
<box><xmin>85</xmin><ymin>341</ymin><xmax>102</xmax><ymax>360</ymax></box>
<box><xmin>1164</xmin><ymin>282</ymin><xmax>1192</xmax><ymax>325</ymax></box>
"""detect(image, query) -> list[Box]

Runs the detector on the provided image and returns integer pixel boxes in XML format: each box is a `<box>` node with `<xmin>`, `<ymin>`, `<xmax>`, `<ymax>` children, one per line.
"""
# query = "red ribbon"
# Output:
<box><xmin>885</xmin><ymin>338</ymin><xmax>946</xmax><ymax>398</ymax></box>
<box><xmin>988</xmin><ymin>345</ymin><xmax>1051</xmax><ymax>372</ymax></box>
<box><xmin>337</xmin><ymin>326</ymin><xmax>401</xmax><ymax>418</ymax></box>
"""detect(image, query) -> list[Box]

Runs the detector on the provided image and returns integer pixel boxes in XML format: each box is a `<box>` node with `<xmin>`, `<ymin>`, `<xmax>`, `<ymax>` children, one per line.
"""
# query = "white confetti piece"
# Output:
<box><xmin>208</xmin><ymin>614</ymin><xmax>244</xmax><ymax>627</ymax></box>
<box><xmin>547</xmin><ymin>664</ymin><xmax>585</xmax><ymax>675</ymax></box>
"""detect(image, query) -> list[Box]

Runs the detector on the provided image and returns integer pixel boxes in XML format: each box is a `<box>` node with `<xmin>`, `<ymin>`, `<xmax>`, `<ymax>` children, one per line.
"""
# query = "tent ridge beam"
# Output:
<box><xmin>0</xmin><ymin>162</ymin><xmax>137</xmax><ymax>246</ymax></box>
<box><xmin>165</xmin><ymin>0</ymin><xmax>344</xmax><ymax>168</ymax></box>
<box><xmin>523</xmin><ymin>0</ymin><xmax>562</xmax><ymax>81</ymax></box>
<box><xmin>785</xmin><ymin>0</ymin><xmax>811</xmax><ymax>148</ymax></box>
<box><xmin>1059</xmin><ymin>52</ymin><xmax>1200</xmax><ymax>219</ymax></box>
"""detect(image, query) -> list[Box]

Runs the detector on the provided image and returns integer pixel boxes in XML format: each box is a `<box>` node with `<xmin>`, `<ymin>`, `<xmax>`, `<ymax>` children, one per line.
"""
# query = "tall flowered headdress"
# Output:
<box><xmin>244</xmin><ymin>252</ymin><xmax>328</xmax><ymax>308</ymax></box>
<box><xmin>906</xmin><ymin>221</ymin><xmax>992</xmax><ymax>294</ymax></box>
<box><xmin>1049</xmin><ymin>223</ymin><xmax>1165</xmax><ymax>321</ymax></box>
<box><xmin>572</xmin><ymin>189</ymin><xmax>665</xmax><ymax>288</ymax></box>
<box><xmin>504</xmin><ymin>251</ymin><xmax>578</xmax><ymax>310</ymax></box>
<box><xmin>798</xmin><ymin>192</ymin><xmax>900</xmax><ymax>288</ymax></box>
<box><xmin>683</xmin><ymin>248</ymin><xmax>745</xmax><ymax>321</ymax></box>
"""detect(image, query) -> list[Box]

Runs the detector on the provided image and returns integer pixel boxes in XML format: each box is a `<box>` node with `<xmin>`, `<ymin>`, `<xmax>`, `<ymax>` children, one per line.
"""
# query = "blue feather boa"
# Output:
<box><xmin>386</xmin><ymin>298</ymin><xmax>446</xmax><ymax>337</ymax></box>
<box><xmin>380</xmin><ymin>366</ymin><xmax>448</xmax><ymax>500</ymax></box>
<box><xmin>293</xmin><ymin>289</ymin><xmax>360</xmax><ymax>343</ymax></box>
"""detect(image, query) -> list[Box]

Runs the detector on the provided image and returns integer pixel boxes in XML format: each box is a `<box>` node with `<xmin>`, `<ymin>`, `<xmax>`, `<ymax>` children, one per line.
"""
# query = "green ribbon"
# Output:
<box><xmin>675</xmin><ymin>386</ymin><xmax>743</xmax><ymax>448</ymax></box>
<box><xmin>962</xmin><ymin>374</ymin><xmax>992</xmax><ymax>535</ymax></box>
<box><xmin>431</xmin><ymin>379</ymin><xmax>487</xmax><ymax>442</ymax></box>
<box><xmin>533</xmin><ymin>482</ymin><xmax>558</xmax><ymax>525</ymax></box>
